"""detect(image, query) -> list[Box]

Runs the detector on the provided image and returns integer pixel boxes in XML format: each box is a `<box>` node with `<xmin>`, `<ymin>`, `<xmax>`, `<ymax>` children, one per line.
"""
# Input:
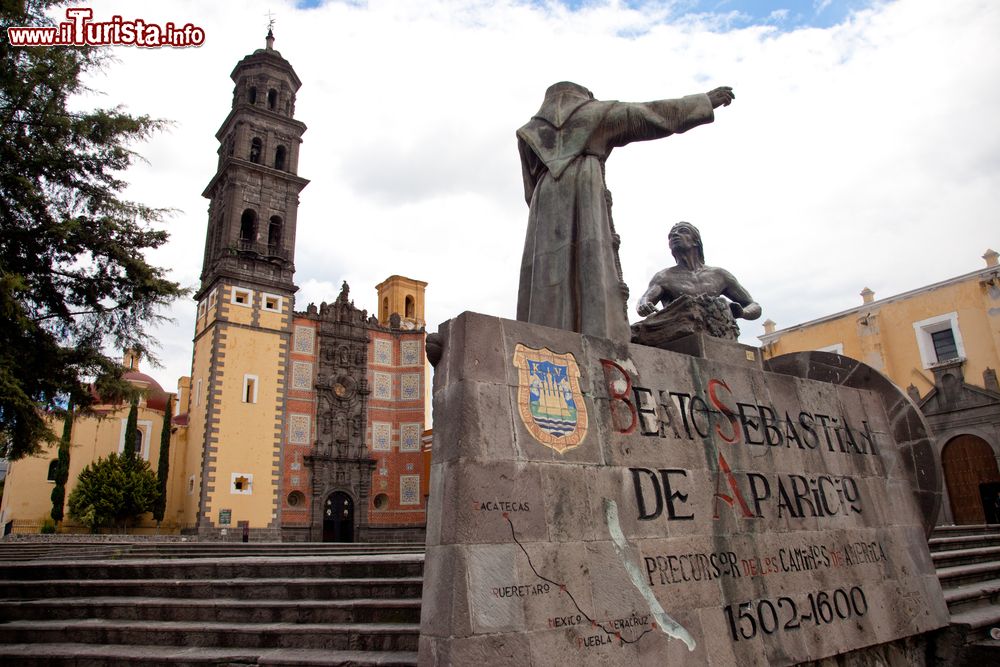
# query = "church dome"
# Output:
<box><xmin>123</xmin><ymin>370</ymin><xmax>169</xmax><ymax>412</ymax></box>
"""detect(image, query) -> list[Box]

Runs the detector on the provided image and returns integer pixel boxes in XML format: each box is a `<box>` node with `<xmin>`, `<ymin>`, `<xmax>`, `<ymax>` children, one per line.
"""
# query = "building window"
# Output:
<box><xmin>931</xmin><ymin>329</ymin><xmax>958</xmax><ymax>363</ymax></box>
<box><xmin>231</xmin><ymin>473</ymin><xmax>253</xmax><ymax>495</ymax></box>
<box><xmin>913</xmin><ymin>312</ymin><xmax>966</xmax><ymax>368</ymax></box>
<box><xmin>187</xmin><ymin>475</ymin><xmax>196</xmax><ymax>495</ymax></box>
<box><xmin>249</xmin><ymin>137</ymin><xmax>262</xmax><ymax>164</ymax></box>
<box><xmin>197</xmin><ymin>300</ymin><xmax>207</xmax><ymax>320</ymax></box>
<box><xmin>47</xmin><ymin>459</ymin><xmax>59</xmax><ymax>482</ymax></box>
<box><xmin>287</xmin><ymin>491</ymin><xmax>305</xmax><ymax>507</ymax></box>
<box><xmin>231</xmin><ymin>287</ymin><xmax>252</xmax><ymax>307</ymax></box>
<box><xmin>267</xmin><ymin>89</ymin><xmax>278</xmax><ymax>111</ymax></box>
<box><xmin>274</xmin><ymin>145</ymin><xmax>287</xmax><ymax>171</ymax></box>
<box><xmin>208</xmin><ymin>289</ymin><xmax>218</xmax><ymax>310</ymax></box>
<box><xmin>239</xmin><ymin>209</ymin><xmax>257</xmax><ymax>245</ymax></box>
<box><xmin>118</xmin><ymin>419</ymin><xmax>152</xmax><ymax>459</ymax></box>
<box><xmin>262</xmin><ymin>293</ymin><xmax>282</xmax><ymax>313</ymax></box>
<box><xmin>405</xmin><ymin>295</ymin><xmax>415</xmax><ymax>319</ymax></box>
<box><xmin>248</xmin><ymin>86</ymin><xmax>257</xmax><ymax>105</ymax></box>
<box><xmin>267</xmin><ymin>216</ymin><xmax>282</xmax><ymax>251</ymax></box>
<box><xmin>243</xmin><ymin>374</ymin><xmax>258</xmax><ymax>404</ymax></box>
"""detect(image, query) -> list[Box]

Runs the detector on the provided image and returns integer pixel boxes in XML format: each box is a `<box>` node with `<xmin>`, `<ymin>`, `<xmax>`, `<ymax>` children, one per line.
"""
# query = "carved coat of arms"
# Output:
<box><xmin>512</xmin><ymin>344</ymin><xmax>588</xmax><ymax>453</ymax></box>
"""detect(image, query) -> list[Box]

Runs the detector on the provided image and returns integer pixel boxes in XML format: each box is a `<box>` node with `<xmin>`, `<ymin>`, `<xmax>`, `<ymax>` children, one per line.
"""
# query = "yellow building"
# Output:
<box><xmin>760</xmin><ymin>249</ymin><xmax>1000</xmax><ymax>526</ymax></box>
<box><xmin>0</xmin><ymin>352</ymin><xmax>177</xmax><ymax>534</ymax></box>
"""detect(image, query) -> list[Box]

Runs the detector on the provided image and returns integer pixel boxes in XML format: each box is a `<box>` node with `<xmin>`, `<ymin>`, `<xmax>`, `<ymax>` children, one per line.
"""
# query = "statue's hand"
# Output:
<box><xmin>708</xmin><ymin>86</ymin><xmax>735</xmax><ymax>108</ymax></box>
<box><xmin>637</xmin><ymin>300</ymin><xmax>658</xmax><ymax>317</ymax></box>
<box><xmin>729</xmin><ymin>301</ymin><xmax>744</xmax><ymax>318</ymax></box>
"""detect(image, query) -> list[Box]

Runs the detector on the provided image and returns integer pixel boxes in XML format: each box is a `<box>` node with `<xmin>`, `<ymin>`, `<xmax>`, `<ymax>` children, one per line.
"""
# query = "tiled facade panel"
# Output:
<box><xmin>366</xmin><ymin>330</ymin><xmax>427</xmax><ymax>526</ymax></box>
<box><xmin>282</xmin><ymin>317</ymin><xmax>317</xmax><ymax>528</ymax></box>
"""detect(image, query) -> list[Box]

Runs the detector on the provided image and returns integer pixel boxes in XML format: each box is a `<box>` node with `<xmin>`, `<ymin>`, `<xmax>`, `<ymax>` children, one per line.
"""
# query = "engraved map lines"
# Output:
<box><xmin>502</xmin><ymin>512</ymin><xmax>658</xmax><ymax>647</ymax></box>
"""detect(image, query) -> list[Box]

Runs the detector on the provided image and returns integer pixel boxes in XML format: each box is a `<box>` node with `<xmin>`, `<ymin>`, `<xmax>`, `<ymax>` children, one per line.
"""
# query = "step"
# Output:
<box><xmin>931</xmin><ymin>524</ymin><xmax>1000</xmax><ymax>539</ymax></box>
<box><xmin>0</xmin><ymin>554</ymin><xmax>424</xmax><ymax>581</ymax></box>
<box><xmin>932</xmin><ymin>545</ymin><xmax>1000</xmax><ymax>567</ymax></box>
<box><xmin>949</xmin><ymin>605</ymin><xmax>1000</xmax><ymax>642</ymax></box>
<box><xmin>941</xmin><ymin>578</ymin><xmax>1000</xmax><ymax>615</ymax></box>
<box><xmin>937</xmin><ymin>561</ymin><xmax>1000</xmax><ymax>588</ymax></box>
<box><xmin>928</xmin><ymin>534</ymin><xmax>1000</xmax><ymax>553</ymax></box>
<box><xmin>0</xmin><ymin>619</ymin><xmax>421</xmax><ymax>652</ymax></box>
<box><xmin>0</xmin><ymin>597</ymin><xmax>421</xmax><ymax>624</ymax></box>
<box><xmin>0</xmin><ymin>643</ymin><xmax>418</xmax><ymax>666</ymax></box>
<box><xmin>0</xmin><ymin>576</ymin><xmax>424</xmax><ymax>600</ymax></box>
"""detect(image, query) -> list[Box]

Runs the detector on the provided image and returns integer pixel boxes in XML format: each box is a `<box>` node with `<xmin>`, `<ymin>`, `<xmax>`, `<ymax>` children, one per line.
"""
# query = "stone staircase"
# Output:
<box><xmin>931</xmin><ymin>524</ymin><xmax>1000</xmax><ymax>661</ymax></box>
<box><xmin>0</xmin><ymin>541</ymin><xmax>423</xmax><ymax>665</ymax></box>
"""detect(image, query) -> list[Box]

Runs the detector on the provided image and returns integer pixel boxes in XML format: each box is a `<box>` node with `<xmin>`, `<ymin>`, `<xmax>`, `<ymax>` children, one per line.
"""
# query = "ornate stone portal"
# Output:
<box><xmin>306</xmin><ymin>284</ymin><xmax>375</xmax><ymax>542</ymax></box>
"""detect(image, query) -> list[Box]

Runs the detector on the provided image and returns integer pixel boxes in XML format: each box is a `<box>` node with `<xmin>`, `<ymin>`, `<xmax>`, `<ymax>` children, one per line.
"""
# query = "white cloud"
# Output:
<box><xmin>64</xmin><ymin>0</ymin><xmax>999</xmax><ymax>389</ymax></box>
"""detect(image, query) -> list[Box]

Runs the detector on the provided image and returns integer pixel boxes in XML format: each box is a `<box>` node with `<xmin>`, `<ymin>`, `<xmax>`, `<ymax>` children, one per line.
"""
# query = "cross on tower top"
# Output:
<box><xmin>264</xmin><ymin>10</ymin><xmax>276</xmax><ymax>49</ymax></box>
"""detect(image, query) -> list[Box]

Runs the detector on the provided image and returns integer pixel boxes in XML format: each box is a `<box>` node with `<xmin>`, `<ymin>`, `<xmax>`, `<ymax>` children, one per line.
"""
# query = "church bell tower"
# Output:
<box><xmin>183</xmin><ymin>29</ymin><xmax>309</xmax><ymax>538</ymax></box>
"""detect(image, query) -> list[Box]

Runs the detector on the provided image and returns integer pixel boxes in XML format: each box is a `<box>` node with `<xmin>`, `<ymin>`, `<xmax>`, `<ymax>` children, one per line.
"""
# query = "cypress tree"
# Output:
<box><xmin>49</xmin><ymin>404</ymin><xmax>73</xmax><ymax>523</ymax></box>
<box><xmin>152</xmin><ymin>395</ymin><xmax>172</xmax><ymax>524</ymax></box>
<box><xmin>123</xmin><ymin>398</ymin><xmax>139</xmax><ymax>462</ymax></box>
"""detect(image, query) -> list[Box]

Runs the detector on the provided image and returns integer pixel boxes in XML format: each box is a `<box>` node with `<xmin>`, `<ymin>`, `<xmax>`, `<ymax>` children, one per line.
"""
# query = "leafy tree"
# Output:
<box><xmin>152</xmin><ymin>395</ymin><xmax>171</xmax><ymax>524</ymax></box>
<box><xmin>48</xmin><ymin>403</ymin><xmax>72</xmax><ymax>523</ymax></box>
<box><xmin>67</xmin><ymin>452</ymin><xmax>159</xmax><ymax>533</ymax></box>
<box><xmin>0</xmin><ymin>0</ymin><xmax>184</xmax><ymax>460</ymax></box>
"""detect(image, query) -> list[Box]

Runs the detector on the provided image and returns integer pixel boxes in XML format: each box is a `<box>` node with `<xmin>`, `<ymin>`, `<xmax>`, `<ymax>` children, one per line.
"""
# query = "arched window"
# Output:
<box><xmin>239</xmin><ymin>209</ymin><xmax>257</xmax><ymax>246</ymax></box>
<box><xmin>249</xmin><ymin>137</ymin><xmax>262</xmax><ymax>164</ymax></box>
<box><xmin>267</xmin><ymin>89</ymin><xmax>278</xmax><ymax>111</ymax></box>
<box><xmin>268</xmin><ymin>216</ymin><xmax>282</xmax><ymax>250</ymax></box>
<box><xmin>405</xmin><ymin>295</ymin><xmax>415</xmax><ymax>319</ymax></box>
<box><xmin>47</xmin><ymin>459</ymin><xmax>59</xmax><ymax>482</ymax></box>
<box><xmin>382</xmin><ymin>297</ymin><xmax>389</xmax><ymax>320</ymax></box>
<box><xmin>248</xmin><ymin>86</ymin><xmax>257</xmax><ymax>105</ymax></box>
<box><xmin>274</xmin><ymin>145</ymin><xmax>287</xmax><ymax>171</ymax></box>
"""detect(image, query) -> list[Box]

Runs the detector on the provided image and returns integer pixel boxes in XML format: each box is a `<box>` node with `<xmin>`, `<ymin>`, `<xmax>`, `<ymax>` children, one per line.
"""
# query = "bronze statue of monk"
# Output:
<box><xmin>516</xmin><ymin>82</ymin><xmax>734</xmax><ymax>341</ymax></box>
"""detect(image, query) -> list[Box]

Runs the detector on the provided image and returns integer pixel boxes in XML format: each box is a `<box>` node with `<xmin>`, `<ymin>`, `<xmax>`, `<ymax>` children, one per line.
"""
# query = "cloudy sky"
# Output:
<box><xmin>61</xmin><ymin>0</ymin><xmax>999</xmax><ymax>390</ymax></box>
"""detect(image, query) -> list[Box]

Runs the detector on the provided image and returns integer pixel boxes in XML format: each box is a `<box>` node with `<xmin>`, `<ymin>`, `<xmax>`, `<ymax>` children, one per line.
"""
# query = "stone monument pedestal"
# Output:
<box><xmin>420</xmin><ymin>312</ymin><xmax>948</xmax><ymax>666</ymax></box>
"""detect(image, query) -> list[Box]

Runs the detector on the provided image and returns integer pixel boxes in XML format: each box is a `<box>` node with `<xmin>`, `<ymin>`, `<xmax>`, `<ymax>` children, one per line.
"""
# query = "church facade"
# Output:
<box><xmin>0</xmin><ymin>34</ymin><xmax>430</xmax><ymax>542</ymax></box>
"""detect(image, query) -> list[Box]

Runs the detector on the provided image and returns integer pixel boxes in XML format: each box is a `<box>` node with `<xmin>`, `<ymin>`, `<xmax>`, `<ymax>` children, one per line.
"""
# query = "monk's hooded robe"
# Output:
<box><xmin>516</xmin><ymin>82</ymin><xmax>715</xmax><ymax>341</ymax></box>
